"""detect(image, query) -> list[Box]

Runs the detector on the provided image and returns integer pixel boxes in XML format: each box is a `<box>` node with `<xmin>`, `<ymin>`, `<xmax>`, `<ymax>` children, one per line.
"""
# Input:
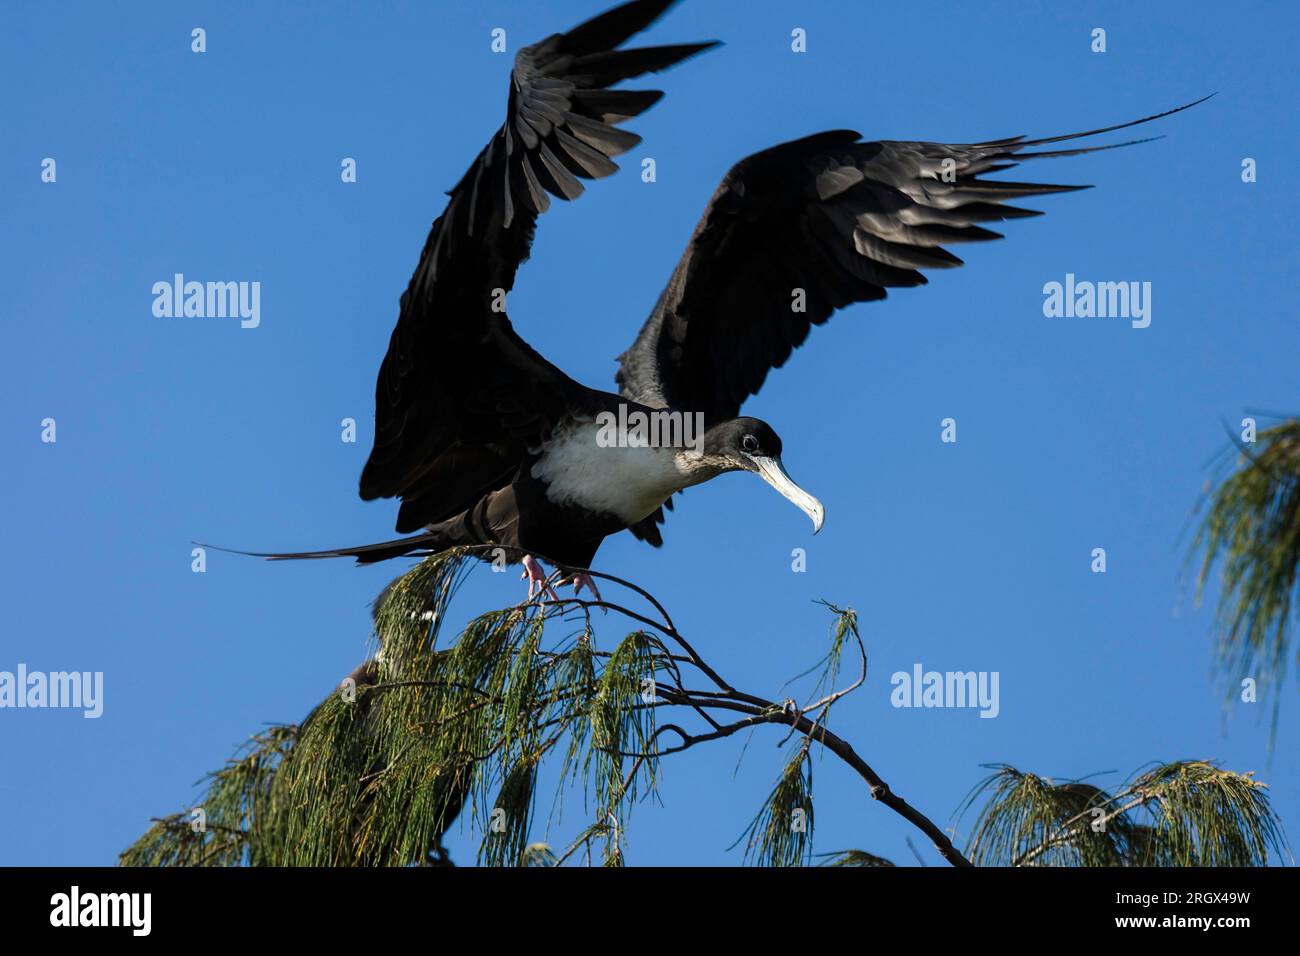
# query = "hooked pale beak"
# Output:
<box><xmin>746</xmin><ymin>455</ymin><xmax>825</xmax><ymax>534</ymax></box>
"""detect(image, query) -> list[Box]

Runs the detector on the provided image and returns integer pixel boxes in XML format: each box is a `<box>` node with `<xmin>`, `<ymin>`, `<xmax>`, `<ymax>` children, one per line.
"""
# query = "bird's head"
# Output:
<box><xmin>702</xmin><ymin>417</ymin><xmax>825</xmax><ymax>534</ymax></box>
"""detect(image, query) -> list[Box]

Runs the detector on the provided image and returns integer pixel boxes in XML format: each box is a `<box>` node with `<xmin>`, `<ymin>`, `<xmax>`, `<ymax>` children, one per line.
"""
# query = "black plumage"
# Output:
<box><xmin>221</xmin><ymin>0</ymin><xmax>1206</xmax><ymax>578</ymax></box>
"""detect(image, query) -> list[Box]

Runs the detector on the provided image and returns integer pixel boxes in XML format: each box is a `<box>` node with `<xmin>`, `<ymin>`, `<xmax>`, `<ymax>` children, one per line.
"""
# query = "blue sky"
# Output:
<box><xmin>2</xmin><ymin>0</ymin><xmax>1297</xmax><ymax>866</ymax></box>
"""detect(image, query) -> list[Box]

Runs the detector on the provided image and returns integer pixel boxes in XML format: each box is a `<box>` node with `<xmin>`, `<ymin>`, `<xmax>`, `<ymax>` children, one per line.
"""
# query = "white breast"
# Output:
<box><xmin>531</xmin><ymin>422</ymin><xmax>686</xmax><ymax>524</ymax></box>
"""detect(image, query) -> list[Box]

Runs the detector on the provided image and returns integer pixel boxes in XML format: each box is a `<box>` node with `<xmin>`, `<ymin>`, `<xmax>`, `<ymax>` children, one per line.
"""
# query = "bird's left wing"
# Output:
<box><xmin>361</xmin><ymin>0</ymin><xmax>717</xmax><ymax>529</ymax></box>
<box><xmin>616</xmin><ymin>98</ymin><xmax>1209</xmax><ymax>425</ymax></box>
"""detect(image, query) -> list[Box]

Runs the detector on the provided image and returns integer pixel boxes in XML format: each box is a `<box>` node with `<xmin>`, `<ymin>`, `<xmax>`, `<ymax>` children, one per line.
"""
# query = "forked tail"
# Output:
<box><xmin>195</xmin><ymin>529</ymin><xmax>448</xmax><ymax>566</ymax></box>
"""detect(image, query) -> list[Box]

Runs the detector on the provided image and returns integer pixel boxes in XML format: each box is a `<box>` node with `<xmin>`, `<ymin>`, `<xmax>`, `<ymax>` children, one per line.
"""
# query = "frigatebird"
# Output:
<box><xmin>232</xmin><ymin>0</ymin><xmax>1205</xmax><ymax>599</ymax></box>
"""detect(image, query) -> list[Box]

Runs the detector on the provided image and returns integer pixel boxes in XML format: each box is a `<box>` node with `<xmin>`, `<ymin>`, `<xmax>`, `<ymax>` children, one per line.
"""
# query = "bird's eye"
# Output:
<box><xmin>742</xmin><ymin>435</ymin><xmax>760</xmax><ymax>453</ymax></box>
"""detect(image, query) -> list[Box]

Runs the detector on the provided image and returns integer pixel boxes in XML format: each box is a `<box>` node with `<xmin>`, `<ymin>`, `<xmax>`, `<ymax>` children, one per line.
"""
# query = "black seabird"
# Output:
<box><xmin>236</xmin><ymin>0</ymin><xmax>1206</xmax><ymax>597</ymax></box>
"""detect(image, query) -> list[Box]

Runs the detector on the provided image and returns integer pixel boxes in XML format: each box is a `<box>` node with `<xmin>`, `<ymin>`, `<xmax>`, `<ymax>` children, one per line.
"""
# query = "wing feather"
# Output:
<box><xmin>616</xmin><ymin>97</ymin><xmax>1210</xmax><ymax>423</ymax></box>
<box><xmin>363</xmin><ymin>0</ymin><xmax>716</xmax><ymax>531</ymax></box>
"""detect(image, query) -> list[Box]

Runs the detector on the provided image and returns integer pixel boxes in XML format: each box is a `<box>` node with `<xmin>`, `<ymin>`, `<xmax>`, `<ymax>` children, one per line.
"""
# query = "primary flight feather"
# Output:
<box><xmin>217</xmin><ymin>0</ymin><xmax>1206</xmax><ymax>597</ymax></box>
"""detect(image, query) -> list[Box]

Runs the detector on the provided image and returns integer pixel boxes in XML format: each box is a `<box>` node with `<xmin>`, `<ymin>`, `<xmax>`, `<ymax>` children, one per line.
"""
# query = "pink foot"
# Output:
<box><xmin>570</xmin><ymin>571</ymin><xmax>603</xmax><ymax>602</ymax></box>
<box><xmin>572</xmin><ymin>572</ymin><xmax>605</xmax><ymax>616</ymax></box>
<box><xmin>521</xmin><ymin>554</ymin><xmax>559</xmax><ymax>602</ymax></box>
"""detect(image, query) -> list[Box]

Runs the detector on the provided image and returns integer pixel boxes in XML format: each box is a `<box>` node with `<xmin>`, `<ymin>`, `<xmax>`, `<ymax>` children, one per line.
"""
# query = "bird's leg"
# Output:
<box><xmin>521</xmin><ymin>554</ymin><xmax>559</xmax><ymax>602</ymax></box>
<box><xmin>570</xmin><ymin>571</ymin><xmax>606</xmax><ymax>614</ymax></box>
<box><xmin>570</xmin><ymin>571</ymin><xmax>603</xmax><ymax>603</ymax></box>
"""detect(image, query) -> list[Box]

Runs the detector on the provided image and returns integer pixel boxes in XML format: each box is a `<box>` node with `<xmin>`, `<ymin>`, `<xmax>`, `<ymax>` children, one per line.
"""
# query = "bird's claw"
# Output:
<box><xmin>570</xmin><ymin>571</ymin><xmax>606</xmax><ymax>612</ymax></box>
<box><xmin>521</xmin><ymin>554</ymin><xmax>559</xmax><ymax>602</ymax></box>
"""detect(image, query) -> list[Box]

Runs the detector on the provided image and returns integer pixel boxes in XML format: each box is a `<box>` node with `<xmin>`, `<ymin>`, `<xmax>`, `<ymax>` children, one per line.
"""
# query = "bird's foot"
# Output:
<box><xmin>570</xmin><ymin>571</ymin><xmax>604</xmax><ymax>607</ymax></box>
<box><xmin>521</xmin><ymin>554</ymin><xmax>559</xmax><ymax>602</ymax></box>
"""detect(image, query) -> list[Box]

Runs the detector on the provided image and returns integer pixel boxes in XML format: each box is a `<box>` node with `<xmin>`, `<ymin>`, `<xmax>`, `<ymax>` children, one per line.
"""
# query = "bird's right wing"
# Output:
<box><xmin>361</xmin><ymin>0</ymin><xmax>717</xmax><ymax>531</ymax></box>
<box><xmin>616</xmin><ymin>98</ymin><xmax>1210</xmax><ymax>426</ymax></box>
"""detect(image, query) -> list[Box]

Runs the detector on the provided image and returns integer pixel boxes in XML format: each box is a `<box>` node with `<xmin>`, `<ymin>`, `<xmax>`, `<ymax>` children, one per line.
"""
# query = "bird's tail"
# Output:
<box><xmin>195</xmin><ymin>529</ymin><xmax>449</xmax><ymax>565</ymax></box>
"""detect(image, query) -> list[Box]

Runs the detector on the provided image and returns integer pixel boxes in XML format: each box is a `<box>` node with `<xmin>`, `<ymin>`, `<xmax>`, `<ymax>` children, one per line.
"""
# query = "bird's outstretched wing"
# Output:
<box><xmin>616</xmin><ymin>98</ymin><xmax>1210</xmax><ymax>425</ymax></box>
<box><xmin>362</xmin><ymin>0</ymin><xmax>716</xmax><ymax>532</ymax></box>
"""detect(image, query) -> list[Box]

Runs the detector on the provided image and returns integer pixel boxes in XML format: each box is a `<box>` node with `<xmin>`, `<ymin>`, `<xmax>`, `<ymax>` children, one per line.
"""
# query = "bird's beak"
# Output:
<box><xmin>747</xmin><ymin>455</ymin><xmax>825</xmax><ymax>534</ymax></box>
